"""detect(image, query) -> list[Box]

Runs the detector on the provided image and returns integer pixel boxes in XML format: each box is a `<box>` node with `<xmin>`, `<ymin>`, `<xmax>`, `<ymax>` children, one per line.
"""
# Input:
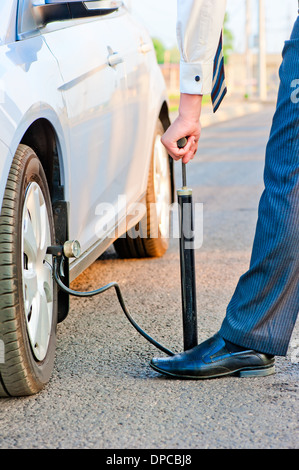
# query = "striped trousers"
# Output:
<box><xmin>219</xmin><ymin>17</ymin><xmax>299</xmax><ymax>356</ymax></box>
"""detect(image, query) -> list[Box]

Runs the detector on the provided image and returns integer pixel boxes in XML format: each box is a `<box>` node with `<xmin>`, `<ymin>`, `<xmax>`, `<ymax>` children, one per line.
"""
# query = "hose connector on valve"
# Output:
<box><xmin>47</xmin><ymin>239</ymin><xmax>81</xmax><ymax>259</ymax></box>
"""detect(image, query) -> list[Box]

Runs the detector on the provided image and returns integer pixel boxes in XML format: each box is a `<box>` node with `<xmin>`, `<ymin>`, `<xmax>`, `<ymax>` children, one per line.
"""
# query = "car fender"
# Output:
<box><xmin>0</xmin><ymin>102</ymin><xmax>70</xmax><ymax>196</ymax></box>
<box><xmin>0</xmin><ymin>32</ymin><xmax>70</xmax><ymax>203</ymax></box>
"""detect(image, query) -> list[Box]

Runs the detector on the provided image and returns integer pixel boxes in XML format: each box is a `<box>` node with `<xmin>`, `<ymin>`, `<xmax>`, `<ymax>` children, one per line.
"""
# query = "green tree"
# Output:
<box><xmin>152</xmin><ymin>38</ymin><xmax>166</xmax><ymax>64</ymax></box>
<box><xmin>169</xmin><ymin>46</ymin><xmax>180</xmax><ymax>63</ymax></box>
<box><xmin>223</xmin><ymin>13</ymin><xmax>234</xmax><ymax>64</ymax></box>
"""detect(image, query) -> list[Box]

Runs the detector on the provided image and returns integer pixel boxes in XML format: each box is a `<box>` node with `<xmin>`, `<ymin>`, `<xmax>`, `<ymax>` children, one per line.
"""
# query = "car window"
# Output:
<box><xmin>17</xmin><ymin>0</ymin><xmax>124</xmax><ymax>40</ymax></box>
<box><xmin>17</xmin><ymin>0</ymin><xmax>42</xmax><ymax>39</ymax></box>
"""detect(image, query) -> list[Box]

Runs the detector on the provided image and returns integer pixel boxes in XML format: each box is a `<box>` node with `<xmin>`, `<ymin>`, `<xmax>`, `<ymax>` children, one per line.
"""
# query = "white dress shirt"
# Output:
<box><xmin>177</xmin><ymin>0</ymin><xmax>227</xmax><ymax>95</ymax></box>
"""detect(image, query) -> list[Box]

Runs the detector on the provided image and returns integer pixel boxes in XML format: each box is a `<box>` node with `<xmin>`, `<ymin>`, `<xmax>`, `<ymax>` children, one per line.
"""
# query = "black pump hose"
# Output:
<box><xmin>53</xmin><ymin>257</ymin><xmax>175</xmax><ymax>357</ymax></box>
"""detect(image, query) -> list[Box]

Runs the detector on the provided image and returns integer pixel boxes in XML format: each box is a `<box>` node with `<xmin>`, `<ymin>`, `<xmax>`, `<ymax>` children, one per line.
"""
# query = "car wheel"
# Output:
<box><xmin>0</xmin><ymin>144</ymin><xmax>57</xmax><ymax>397</ymax></box>
<box><xmin>114</xmin><ymin>120</ymin><xmax>172</xmax><ymax>258</ymax></box>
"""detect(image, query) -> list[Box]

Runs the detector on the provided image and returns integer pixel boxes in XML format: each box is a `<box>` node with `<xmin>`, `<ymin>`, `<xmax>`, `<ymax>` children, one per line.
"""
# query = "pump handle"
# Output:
<box><xmin>177</xmin><ymin>137</ymin><xmax>188</xmax><ymax>187</ymax></box>
<box><xmin>177</xmin><ymin>137</ymin><xmax>188</xmax><ymax>149</ymax></box>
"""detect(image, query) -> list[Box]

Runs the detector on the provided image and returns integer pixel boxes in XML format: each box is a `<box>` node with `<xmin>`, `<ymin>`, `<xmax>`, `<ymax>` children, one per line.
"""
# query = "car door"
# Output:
<box><xmin>104</xmin><ymin>11</ymin><xmax>154</xmax><ymax>205</ymax></box>
<box><xmin>41</xmin><ymin>13</ymin><xmax>130</xmax><ymax>254</ymax></box>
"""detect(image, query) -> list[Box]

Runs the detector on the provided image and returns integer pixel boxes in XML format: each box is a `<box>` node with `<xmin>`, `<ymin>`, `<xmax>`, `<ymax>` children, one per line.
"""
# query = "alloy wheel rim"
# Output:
<box><xmin>21</xmin><ymin>182</ymin><xmax>53</xmax><ymax>361</ymax></box>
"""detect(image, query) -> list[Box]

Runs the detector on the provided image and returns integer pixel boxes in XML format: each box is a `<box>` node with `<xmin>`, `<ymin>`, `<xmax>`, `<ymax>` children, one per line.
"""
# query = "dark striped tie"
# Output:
<box><xmin>211</xmin><ymin>31</ymin><xmax>227</xmax><ymax>113</ymax></box>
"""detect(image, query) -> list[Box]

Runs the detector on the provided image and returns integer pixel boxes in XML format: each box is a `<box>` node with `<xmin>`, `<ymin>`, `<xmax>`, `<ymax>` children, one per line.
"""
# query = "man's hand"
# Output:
<box><xmin>161</xmin><ymin>94</ymin><xmax>202</xmax><ymax>164</ymax></box>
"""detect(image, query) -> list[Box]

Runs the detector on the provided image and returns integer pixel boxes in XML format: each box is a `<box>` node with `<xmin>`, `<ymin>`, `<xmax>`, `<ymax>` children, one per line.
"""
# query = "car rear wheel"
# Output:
<box><xmin>114</xmin><ymin>120</ymin><xmax>172</xmax><ymax>258</ymax></box>
<box><xmin>0</xmin><ymin>144</ymin><xmax>57</xmax><ymax>397</ymax></box>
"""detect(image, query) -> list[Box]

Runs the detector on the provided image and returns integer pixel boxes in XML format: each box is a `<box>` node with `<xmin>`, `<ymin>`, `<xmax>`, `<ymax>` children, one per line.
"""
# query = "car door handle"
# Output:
<box><xmin>139</xmin><ymin>43</ymin><xmax>152</xmax><ymax>54</ymax></box>
<box><xmin>108</xmin><ymin>52</ymin><xmax>124</xmax><ymax>67</ymax></box>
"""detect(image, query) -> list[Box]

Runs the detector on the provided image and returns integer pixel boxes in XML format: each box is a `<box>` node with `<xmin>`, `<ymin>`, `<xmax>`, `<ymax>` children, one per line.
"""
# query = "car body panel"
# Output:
<box><xmin>0</xmin><ymin>27</ymin><xmax>69</xmax><ymax>203</ymax></box>
<box><xmin>0</xmin><ymin>1</ymin><xmax>18</xmax><ymax>46</ymax></box>
<box><xmin>0</xmin><ymin>0</ymin><xmax>169</xmax><ymax>282</ymax></box>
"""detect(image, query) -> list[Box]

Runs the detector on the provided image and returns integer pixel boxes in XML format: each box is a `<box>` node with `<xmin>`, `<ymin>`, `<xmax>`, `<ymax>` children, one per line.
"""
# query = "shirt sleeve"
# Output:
<box><xmin>177</xmin><ymin>0</ymin><xmax>227</xmax><ymax>95</ymax></box>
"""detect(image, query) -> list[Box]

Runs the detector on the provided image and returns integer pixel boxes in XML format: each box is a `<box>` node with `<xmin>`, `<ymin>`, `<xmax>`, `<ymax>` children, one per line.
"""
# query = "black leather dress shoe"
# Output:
<box><xmin>150</xmin><ymin>334</ymin><xmax>275</xmax><ymax>379</ymax></box>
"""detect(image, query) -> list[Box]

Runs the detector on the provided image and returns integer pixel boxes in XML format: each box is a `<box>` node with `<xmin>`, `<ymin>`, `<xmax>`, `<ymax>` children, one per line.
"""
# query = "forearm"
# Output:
<box><xmin>179</xmin><ymin>93</ymin><xmax>202</xmax><ymax>123</ymax></box>
<box><xmin>161</xmin><ymin>0</ymin><xmax>227</xmax><ymax>163</ymax></box>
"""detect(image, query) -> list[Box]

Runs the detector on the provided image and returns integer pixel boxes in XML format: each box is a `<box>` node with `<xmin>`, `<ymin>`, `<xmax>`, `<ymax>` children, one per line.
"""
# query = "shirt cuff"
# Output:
<box><xmin>179</xmin><ymin>61</ymin><xmax>214</xmax><ymax>95</ymax></box>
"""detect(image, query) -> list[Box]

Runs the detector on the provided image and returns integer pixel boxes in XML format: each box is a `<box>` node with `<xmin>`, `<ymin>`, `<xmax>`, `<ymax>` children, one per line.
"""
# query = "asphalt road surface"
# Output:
<box><xmin>0</xmin><ymin>105</ymin><xmax>298</xmax><ymax>450</ymax></box>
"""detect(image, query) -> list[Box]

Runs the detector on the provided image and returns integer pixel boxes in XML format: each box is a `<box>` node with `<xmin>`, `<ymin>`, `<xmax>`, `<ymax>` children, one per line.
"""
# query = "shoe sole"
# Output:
<box><xmin>238</xmin><ymin>364</ymin><xmax>275</xmax><ymax>377</ymax></box>
<box><xmin>150</xmin><ymin>362</ymin><xmax>275</xmax><ymax>379</ymax></box>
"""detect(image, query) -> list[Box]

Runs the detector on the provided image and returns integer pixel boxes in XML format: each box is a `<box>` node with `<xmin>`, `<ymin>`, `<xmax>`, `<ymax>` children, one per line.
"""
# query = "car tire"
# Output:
<box><xmin>0</xmin><ymin>144</ymin><xmax>57</xmax><ymax>397</ymax></box>
<box><xmin>114</xmin><ymin>120</ymin><xmax>172</xmax><ymax>258</ymax></box>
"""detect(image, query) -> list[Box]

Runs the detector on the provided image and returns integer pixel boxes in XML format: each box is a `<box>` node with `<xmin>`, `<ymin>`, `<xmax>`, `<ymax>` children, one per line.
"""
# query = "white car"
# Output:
<box><xmin>0</xmin><ymin>0</ymin><xmax>173</xmax><ymax>396</ymax></box>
